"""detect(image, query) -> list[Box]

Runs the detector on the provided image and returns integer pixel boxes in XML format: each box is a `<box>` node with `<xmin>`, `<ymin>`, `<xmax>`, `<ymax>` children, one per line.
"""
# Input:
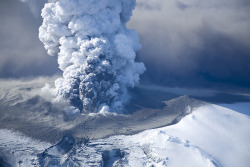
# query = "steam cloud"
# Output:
<box><xmin>39</xmin><ymin>0</ymin><xmax>145</xmax><ymax>113</ymax></box>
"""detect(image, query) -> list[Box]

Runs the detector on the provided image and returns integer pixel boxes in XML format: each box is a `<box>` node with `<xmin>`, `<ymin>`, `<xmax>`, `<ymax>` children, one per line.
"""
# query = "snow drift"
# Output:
<box><xmin>39</xmin><ymin>0</ymin><xmax>145</xmax><ymax>113</ymax></box>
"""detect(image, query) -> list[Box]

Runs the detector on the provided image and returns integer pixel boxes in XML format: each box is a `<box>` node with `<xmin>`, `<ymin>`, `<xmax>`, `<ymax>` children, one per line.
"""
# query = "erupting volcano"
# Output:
<box><xmin>39</xmin><ymin>0</ymin><xmax>145</xmax><ymax>113</ymax></box>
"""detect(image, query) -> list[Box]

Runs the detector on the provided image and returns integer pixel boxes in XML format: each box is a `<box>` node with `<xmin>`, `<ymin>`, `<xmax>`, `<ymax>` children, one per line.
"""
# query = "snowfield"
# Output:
<box><xmin>0</xmin><ymin>104</ymin><xmax>250</xmax><ymax>167</ymax></box>
<box><xmin>0</xmin><ymin>129</ymin><xmax>51</xmax><ymax>167</ymax></box>
<box><xmin>86</xmin><ymin>104</ymin><xmax>250</xmax><ymax>167</ymax></box>
<box><xmin>163</xmin><ymin>104</ymin><xmax>250</xmax><ymax>167</ymax></box>
<box><xmin>123</xmin><ymin>104</ymin><xmax>250</xmax><ymax>167</ymax></box>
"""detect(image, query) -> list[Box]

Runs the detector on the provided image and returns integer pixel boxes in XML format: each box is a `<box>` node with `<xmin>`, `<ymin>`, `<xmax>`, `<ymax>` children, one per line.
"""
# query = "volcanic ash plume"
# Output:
<box><xmin>39</xmin><ymin>0</ymin><xmax>145</xmax><ymax>113</ymax></box>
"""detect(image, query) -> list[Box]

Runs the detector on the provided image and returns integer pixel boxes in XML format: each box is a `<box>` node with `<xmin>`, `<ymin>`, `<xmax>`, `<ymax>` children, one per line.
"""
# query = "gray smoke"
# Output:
<box><xmin>39</xmin><ymin>0</ymin><xmax>145</xmax><ymax>113</ymax></box>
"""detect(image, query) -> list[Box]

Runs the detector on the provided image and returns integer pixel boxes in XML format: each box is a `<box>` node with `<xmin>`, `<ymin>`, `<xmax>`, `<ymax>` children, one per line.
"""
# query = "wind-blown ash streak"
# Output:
<box><xmin>39</xmin><ymin>0</ymin><xmax>146</xmax><ymax>113</ymax></box>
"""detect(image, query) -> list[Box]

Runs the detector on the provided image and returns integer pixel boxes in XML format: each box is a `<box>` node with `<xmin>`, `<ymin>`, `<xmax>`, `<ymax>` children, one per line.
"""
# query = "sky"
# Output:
<box><xmin>0</xmin><ymin>0</ymin><xmax>250</xmax><ymax>91</ymax></box>
<box><xmin>0</xmin><ymin>0</ymin><xmax>60</xmax><ymax>78</ymax></box>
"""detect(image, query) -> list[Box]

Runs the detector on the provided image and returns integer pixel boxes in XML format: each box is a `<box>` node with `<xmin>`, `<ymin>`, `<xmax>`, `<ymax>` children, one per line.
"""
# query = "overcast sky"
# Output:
<box><xmin>1</xmin><ymin>0</ymin><xmax>250</xmax><ymax>90</ymax></box>
<box><xmin>0</xmin><ymin>0</ymin><xmax>60</xmax><ymax>78</ymax></box>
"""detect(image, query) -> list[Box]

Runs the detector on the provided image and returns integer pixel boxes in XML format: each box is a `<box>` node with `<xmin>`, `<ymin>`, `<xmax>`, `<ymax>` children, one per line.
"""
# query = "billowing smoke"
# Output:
<box><xmin>39</xmin><ymin>0</ymin><xmax>145</xmax><ymax>113</ymax></box>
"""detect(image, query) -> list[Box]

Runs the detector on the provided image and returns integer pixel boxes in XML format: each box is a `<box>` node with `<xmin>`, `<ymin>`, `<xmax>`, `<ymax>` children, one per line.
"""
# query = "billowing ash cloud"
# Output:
<box><xmin>39</xmin><ymin>0</ymin><xmax>146</xmax><ymax>113</ymax></box>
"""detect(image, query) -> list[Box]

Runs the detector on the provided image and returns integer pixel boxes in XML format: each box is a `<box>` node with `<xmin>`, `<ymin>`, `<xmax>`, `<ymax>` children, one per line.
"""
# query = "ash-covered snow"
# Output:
<box><xmin>1</xmin><ymin>103</ymin><xmax>249</xmax><ymax>167</ymax></box>
<box><xmin>0</xmin><ymin>129</ymin><xmax>51</xmax><ymax>167</ymax></box>
<box><xmin>1</xmin><ymin>78</ymin><xmax>250</xmax><ymax>166</ymax></box>
<box><xmin>76</xmin><ymin>104</ymin><xmax>249</xmax><ymax>167</ymax></box>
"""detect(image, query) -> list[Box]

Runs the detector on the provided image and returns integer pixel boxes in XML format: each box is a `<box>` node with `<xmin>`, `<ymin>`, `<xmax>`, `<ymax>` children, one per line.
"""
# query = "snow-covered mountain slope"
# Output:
<box><xmin>84</xmin><ymin>104</ymin><xmax>250</xmax><ymax>167</ymax></box>
<box><xmin>0</xmin><ymin>129</ymin><xmax>51</xmax><ymax>167</ymax></box>
<box><xmin>163</xmin><ymin>104</ymin><xmax>250</xmax><ymax>167</ymax></box>
<box><xmin>1</xmin><ymin>104</ymin><xmax>249</xmax><ymax>167</ymax></box>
